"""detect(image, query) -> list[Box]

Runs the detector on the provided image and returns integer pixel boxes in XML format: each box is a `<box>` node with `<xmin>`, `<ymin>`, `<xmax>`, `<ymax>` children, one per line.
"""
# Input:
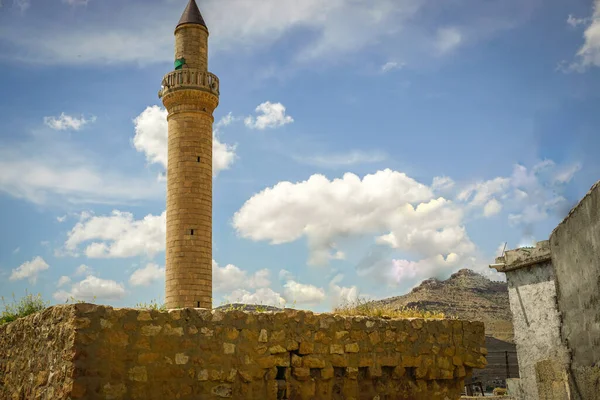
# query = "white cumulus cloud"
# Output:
<box><xmin>283</xmin><ymin>280</ymin><xmax>326</xmax><ymax>305</ymax></box>
<box><xmin>457</xmin><ymin>177</ymin><xmax>510</xmax><ymax>207</ymax></box>
<box><xmin>483</xmin><ymin>198</ymin><xmax>503</xmax><ymax>217</ymax></box>
<box><xmin>329</xmin><ymin>274</ymin><xmax>360</xmax><ymax>309</ymax></box>
<box><xmin>43</xmin><ymin>113</ymin><xmax>96</xmax><ymax>131</ymax></box>
<box><xmin>431</xmin><ymin>176</ymin><xmax>455</xmax><ymax>194</ymax></box>
<box><xmin>244</xmin><ymin>102</ymin><xmax>294</xmax><ymax>130</ymax></box>
<box><xmin>224</xmin><ymin>288</ymin><xmax>286</xmax><ymax>308</ymax></box>
<box><xmin>74</xmin><ymin>264</ymin><xmax>93</xmax><ymax>276</ymax></box>
<box><xmin>129</xmin><ymin>263</ymin><xmax>165</xmax><ymax>286</ymax></box>
<box><xmin>564</xmin><ymin>0</ymin><xmax>600</xmax><ymax>71</ymax></box>
<box><xmin>53</xmin><ymin>275</ymin><xmax>126</xmax><ymax>302</ymax></box>
<box><xmin>64</xmin><ymin>210</ymin><xmax>166</xmax><ymax>258</ymax></box>
<box><xmin>455</xmin><ymin>160</ymin><xmax>580</xmax><ymax>246</ymax></box>
<box><xmin>9</xmin><ymin>256</ymin><xmax>49</xmax><ymax>284</ymax></box>
<box><xmin>381</xmin><ymin>61</ymin><xmax>405</xmax><ymax>73</ymax></box>
<box><xmin>213</xmin><ymin>260</ymin><xmax>271</xmax><ymax>293</ymax></box>
<box><xmin>233</xmin><ymin>169</ymin><xmax>474</xmax><ymax>267</ymax></box>
<box><xmin>57</xmin><ymin>276</ymin><xmax>71</xmax><ymax>287</ymax></box>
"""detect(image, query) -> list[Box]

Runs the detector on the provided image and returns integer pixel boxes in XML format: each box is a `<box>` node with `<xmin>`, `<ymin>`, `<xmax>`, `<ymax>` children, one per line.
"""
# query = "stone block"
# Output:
<box><xmin>330</xmin><ymin>344</ymin><xmax>344</xmax><ymax>354</ymax></box>
<box><xmin>302</xmin><ymin>355</ymin><xmax>326</xmax><ymax>369</ymax></box>
<box><xmin>299</xmin><ymin>341</ymin><xmax>314</xmax><ymax>354</ymax></box>
<box><xmin>345</xmin><ymin>342</ymin><xmax>360</xmax><ymax>353</ymax></box>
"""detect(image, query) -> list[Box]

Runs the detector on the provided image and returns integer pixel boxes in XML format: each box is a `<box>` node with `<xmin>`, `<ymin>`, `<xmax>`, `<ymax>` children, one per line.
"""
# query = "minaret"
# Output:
<box><xmin>159</xmin><ymin>0</ymin><xmax>219</xmax><ymax>309</ymax></box>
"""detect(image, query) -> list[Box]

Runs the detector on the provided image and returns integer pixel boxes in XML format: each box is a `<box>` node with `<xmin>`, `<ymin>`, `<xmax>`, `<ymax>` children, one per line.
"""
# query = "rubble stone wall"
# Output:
<box><xmin>0</xmin><ymin>304</ymin><xmax>488</xmax><ymax>400</ymax></box>
<box><xmin>0</xmin><ymin>306</ymin><xmax>77</xmax><ymax>400</ymax></box>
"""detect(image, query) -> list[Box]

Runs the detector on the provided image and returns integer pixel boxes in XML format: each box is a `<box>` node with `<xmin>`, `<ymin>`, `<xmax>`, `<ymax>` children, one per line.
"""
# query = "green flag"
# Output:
<box><xmin>174</xmin><ymin>58</ymin><xmax>186</xmax><ymax>70</ymax></box>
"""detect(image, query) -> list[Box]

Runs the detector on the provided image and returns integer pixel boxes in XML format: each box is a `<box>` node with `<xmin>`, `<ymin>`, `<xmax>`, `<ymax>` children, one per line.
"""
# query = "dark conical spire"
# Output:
<box><xmin>177</xmin><ymin>0</ymin><xmax>207</xmax><ymax>28</ymax></box>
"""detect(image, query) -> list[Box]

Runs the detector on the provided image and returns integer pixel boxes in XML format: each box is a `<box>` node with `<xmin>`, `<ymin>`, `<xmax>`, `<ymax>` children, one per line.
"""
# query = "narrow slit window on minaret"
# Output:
<box><xmin>190</xmin><ymin>229</ymin><xmax>194</xmax><ymax>235</ymax></box>
<box><xmin>197</xmin><ymin>156</ymin><xmax>201</xmax><ymax>162</ymax></box>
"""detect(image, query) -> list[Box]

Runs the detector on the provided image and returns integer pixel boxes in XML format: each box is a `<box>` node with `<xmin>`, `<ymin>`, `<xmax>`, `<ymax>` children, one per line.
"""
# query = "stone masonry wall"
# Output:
<box><xmin>0</xmin><ymin>304</ymin><xmax>487</xmax><ymax>400</ymax></box>
<box><xmin>550</xmin><ymin>180</ymin><xmax>600</xmax><ymax>400</ymax></box>
<box><xmin>0</xmin><ymin>306</ymin><xmax>78</xmax><ymax>399</ymax></box>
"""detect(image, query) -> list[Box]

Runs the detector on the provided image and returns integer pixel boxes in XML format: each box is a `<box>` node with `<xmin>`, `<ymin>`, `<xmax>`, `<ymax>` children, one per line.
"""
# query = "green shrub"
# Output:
<box><xmin>0</xmin><ymin>291</ymin><xmax>49</xmax><ymax>325</ymax></box>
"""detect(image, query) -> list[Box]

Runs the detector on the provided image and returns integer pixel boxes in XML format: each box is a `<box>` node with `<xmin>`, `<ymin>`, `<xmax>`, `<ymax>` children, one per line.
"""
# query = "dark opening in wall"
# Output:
<box><xmin>190</xmin><ymin>229</ymin><xmax>194</xmax><ymax>235</ymax></box>
<box><xmin>276</xmin><ymin>366</ymin><xmax>287</xmax><ymax>380</ymax></box>
<box><xmin>334</xmin><ymin>367</ymin><xmax>346</xmax><ymax>378</ymax></box>
<box><xmin>197</xmin><ymin>156</ymin><xmax>201</xmax><ymax>162</ymax></box>
<box><xmin>358</xmin><ymin>367</ymin><xmax>369</xmax><ymax>380</ymax></box>
<box><xmin>197</xmin><ymin>301</ymin><xmax>200</xmax><ymax>308</ymax></box>
<box><xmin>276</xmin><ymin>367</ymin><xmax>287</xmax><ymax>400</ymax></box>
<box><xmin>310</xmin><ymin>368</ymin><xmax>321</xmax><ymax>379</ymax></box>
<box><xmin>382</xmin><ymin>366</ymin><xmax>394</xmax><ymax>378</ymax></box>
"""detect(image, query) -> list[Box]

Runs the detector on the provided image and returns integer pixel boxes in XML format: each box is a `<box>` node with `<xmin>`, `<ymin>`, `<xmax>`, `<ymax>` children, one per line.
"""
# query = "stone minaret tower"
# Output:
<box><xmin>159</xmin><ymin>0</ymin><xmax>219</xmax><ymax>309</ymax></box>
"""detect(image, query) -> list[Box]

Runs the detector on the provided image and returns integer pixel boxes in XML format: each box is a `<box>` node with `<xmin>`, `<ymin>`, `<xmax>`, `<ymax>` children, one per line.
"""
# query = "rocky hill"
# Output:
<box><xmin>372</xmin><ymin>268</ymin><xmax>514</xmax><ymax>343</ymax></box>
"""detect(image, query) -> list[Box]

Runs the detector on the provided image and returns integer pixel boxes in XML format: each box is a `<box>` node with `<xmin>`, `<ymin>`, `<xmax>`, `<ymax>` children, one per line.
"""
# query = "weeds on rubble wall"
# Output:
<box><xmin>135</xmin><ymin>298</ymin><xmax>167</xmax><ymax>311</ymax></box>
<box><xmin>334</xmin><ymin>298</ymin><xmax>448</xmax><ymax>320</ymax></box>
<box><xmin>1</xmin><ymin>292</ymin><xmax>450</xmax><ymax>326</ymax></box>
<box><xmin>0</xmin><ymin>291</ymin><xmax>49</xmax><ymax>325</ymax></box>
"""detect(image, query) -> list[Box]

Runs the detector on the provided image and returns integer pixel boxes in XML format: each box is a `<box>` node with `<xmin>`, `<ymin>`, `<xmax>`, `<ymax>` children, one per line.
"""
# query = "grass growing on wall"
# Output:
<box><xmin>135</xmin><ymin>298</ymin><xmax>167</xmax><ymax>311</ymax></box>
<box><xmin>334</xmin><ymin>298</ymin><xmax>448</xmax><ymax>320</ymax></box>
<box><xmin>0</xmin><ymin>292</ymin><xmax>99</xmax><ymax>325</ymax></box>
<box><xmin>0</xmin><ymin>292</ymin><xmax>49</xmax><ymax>325</ymax></box>
<box><xmin>1</xmin><ymin>293</ymin><xmax>449</xmax><ymax>326</ymax></box>
<box><xmin>0</xmin><ymin>293</ymin><xmax>169</xmax><ymax>325</ymax></box>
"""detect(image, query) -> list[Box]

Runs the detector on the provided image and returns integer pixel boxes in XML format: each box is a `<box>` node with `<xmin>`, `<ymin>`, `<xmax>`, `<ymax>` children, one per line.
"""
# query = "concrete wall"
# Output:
<box><xmin>506</xmin><ymin>378</ymin><xmax>523</xmax><ymax>399</ymax></box>
<box><xmin>0</xmin><ymin>304</ymin><xmax>488</xmax><ymax>400</ymax></box>
<box><xmin>550</xmin><ymin>180</ymin><xmax>600</xmax><ymax>400</ymax></box>
<box><xmin>504</xmin><ymin>262</ymin><xmax>570</xmax><ymax>400</ymax></box>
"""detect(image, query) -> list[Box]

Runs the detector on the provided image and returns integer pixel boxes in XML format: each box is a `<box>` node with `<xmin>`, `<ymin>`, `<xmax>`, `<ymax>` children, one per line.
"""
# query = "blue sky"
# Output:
<box><xmin>0</xmin><ymin>0</ymin><xmax>599</xmax><ymax>312</ymax></box>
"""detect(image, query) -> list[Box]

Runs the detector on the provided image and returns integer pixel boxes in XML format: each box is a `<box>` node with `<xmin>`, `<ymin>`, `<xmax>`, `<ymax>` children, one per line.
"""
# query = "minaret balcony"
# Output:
<box><xmin>159</xmin><ymin>69</ymin><xmax>219</xmax><ymax>99</ymax></box>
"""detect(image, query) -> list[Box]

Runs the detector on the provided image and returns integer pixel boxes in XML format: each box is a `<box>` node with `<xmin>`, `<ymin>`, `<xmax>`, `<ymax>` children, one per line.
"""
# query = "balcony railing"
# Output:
<box><xmin>159</xmin><ymin>69</ymin><xmax>219</xmax><ymax>98</ymax></box>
